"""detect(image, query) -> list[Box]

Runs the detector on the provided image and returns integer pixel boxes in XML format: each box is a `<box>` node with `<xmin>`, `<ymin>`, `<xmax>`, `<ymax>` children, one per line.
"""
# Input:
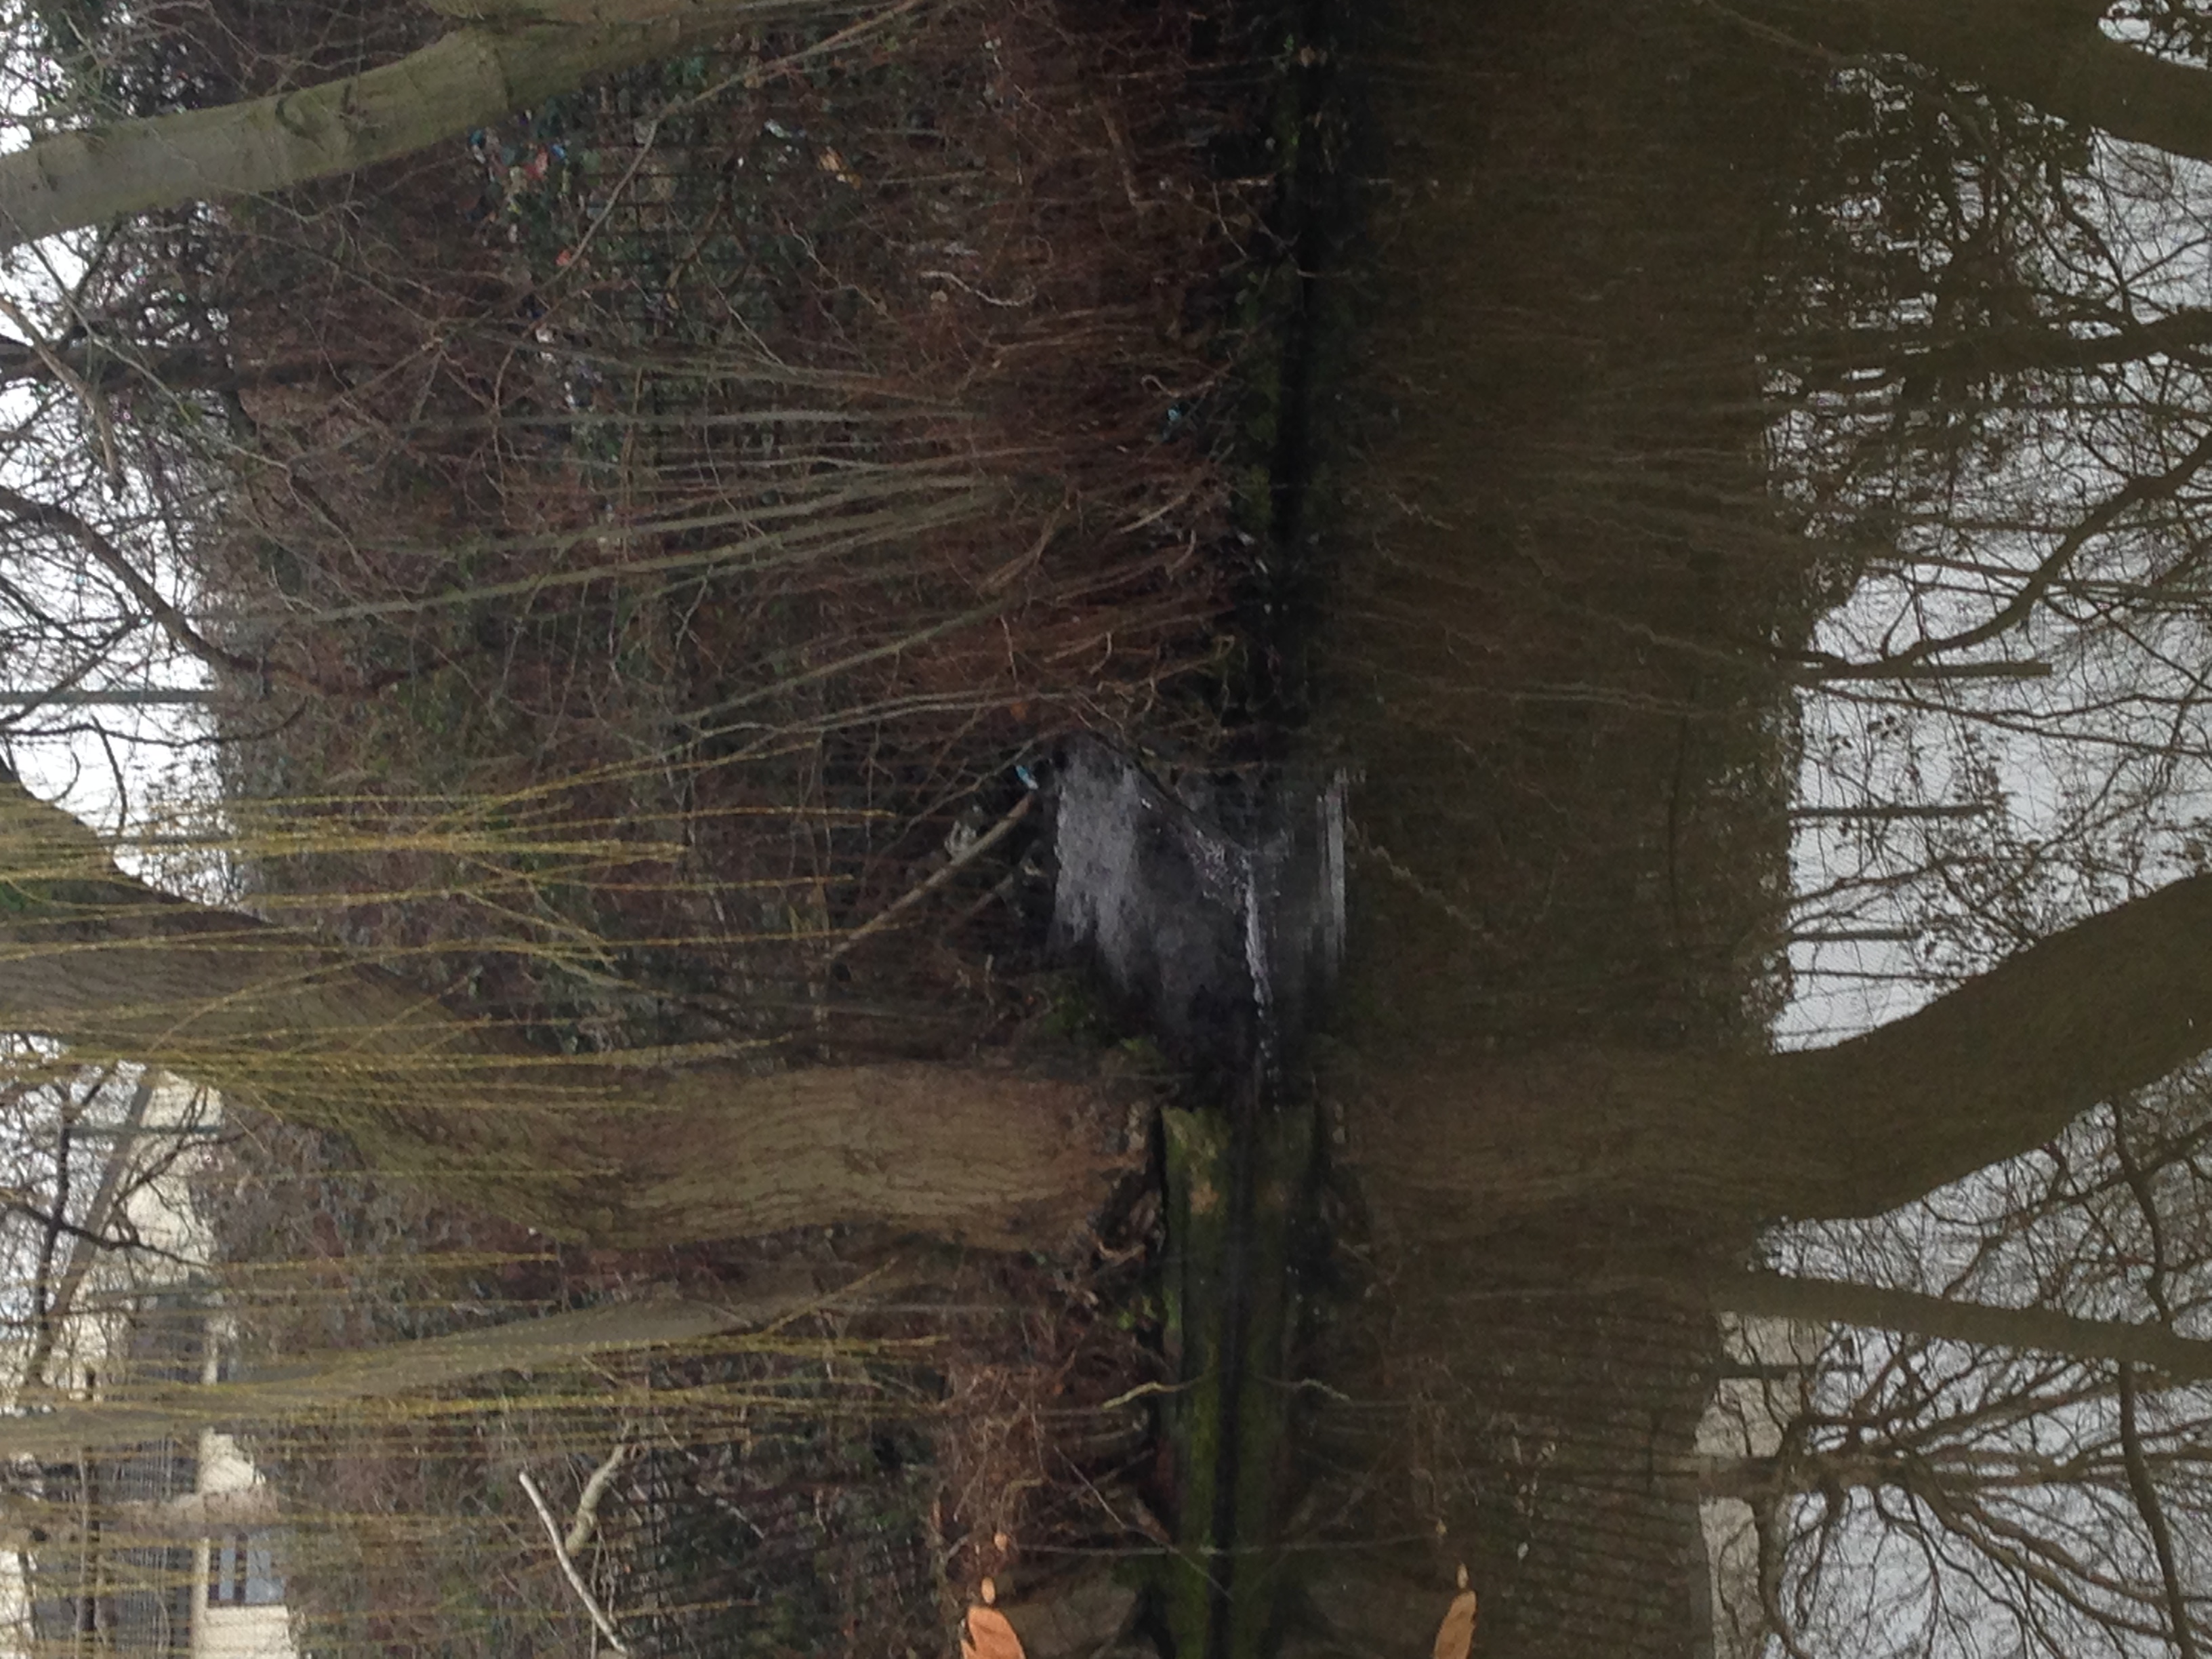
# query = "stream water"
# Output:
<box><xmin>1047</xmin><ymin>737</ymin><xmax>1342</xmax><ymax>1659</ymax></box>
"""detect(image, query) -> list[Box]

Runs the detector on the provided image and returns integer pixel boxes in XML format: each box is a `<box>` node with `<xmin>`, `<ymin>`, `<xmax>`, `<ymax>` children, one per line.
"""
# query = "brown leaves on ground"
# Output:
<box><xmin>1433</xmin><ymin>1563</ymin><xmax>1479</xmax><ymax>1659</ymax></box>
<box><xmin>964</xmin><ymin>1578</ymin><xmax>1027</xmax><ymax>1659</ymax></box>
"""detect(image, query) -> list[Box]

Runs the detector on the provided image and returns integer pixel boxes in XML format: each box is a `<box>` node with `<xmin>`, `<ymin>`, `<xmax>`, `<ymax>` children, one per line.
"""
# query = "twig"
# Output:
<box><xmin>565</xmin><ymin>1436</ymin><xmax>635</xmax><ymax>1557</ymax></box>
<box><xmin>682</xmin><ymin>588</ymin><xmax>1015</xmax><ymax>728</ymax></box>
<box><xmin>825</xmin><ymin>792</ymin><xmax>1034</xmax><ymax>963</ymax></box>
<box><xmin>0</xmin><ymin>290</ymin><xmax>120</xmax><ymax>486</ymax></box>
<box><xmin>916</xmin><ymin>269</ymin><xmax>1035</xmax><ymax>308</ymax></box>
<box><xmin>978</xmin><ymin>511</ymin><xmax>1061</xmax><ymax>594</ymax></box>
<box><xmin>1094</xmin><ymin>97</ymin><xmax>1153</xmax><ymax>213</ymax></box>
<box><xmin>2118</xmin><ymin>1364</ymin><xmax>2200</xmax><ymax>1659</ymax></box>
<box><xmin>1681</xmin><ymin>0</ymin><xmax>1854</xmax><ymax>66</ymax></box>
<box><xmin>518</xmin><ymin>1467</ymin><xmax>630</xmax><ymax>1654</ymax></box>
<box><xmin>0</xmin><ymin>481</ymin><xmax>405</xmax><ymax>698</ymax></box>
<box><xmin>1347</xmin><ymin>818</ymin><xmax>1483</xmax><ymax>937</ymax></box>
<box><xmin>946</xmin><ymin>863</ymin><xmax>1027</xmax><ymax>933</ymax></box>
<box><xmin>1093</xmin><ymin>1377</ymin><xmax>1193</xmax><ymax>1412</ymax></box>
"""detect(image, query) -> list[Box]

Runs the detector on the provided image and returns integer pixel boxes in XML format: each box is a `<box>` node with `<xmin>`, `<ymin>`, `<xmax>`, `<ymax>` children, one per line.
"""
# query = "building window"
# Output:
<box><xmin>210</xmin><ymin>1532</ymin><xmax>282</xmax><ymax>1607</ymax></box>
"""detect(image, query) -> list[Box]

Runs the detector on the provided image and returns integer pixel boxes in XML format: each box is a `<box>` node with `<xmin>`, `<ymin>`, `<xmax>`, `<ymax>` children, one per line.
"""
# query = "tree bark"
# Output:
<box><xmin>0</xmin><ymin>1271</ymin><xmax>865</xmax><ymax>1462</ymax></box>
<box><xmin>0</xmin><ymin>781</ymin><xmax>1135</xmax><ymax>1249</ymax></box>
<box><xmin>1715</xmin><ymin>1269</ymin><xmax>2212</xmax><ymax>1382</ymax></box>
<box><xmin>1877</xmin><ymin>0</ymin><xmax>2212</xmax><ymax>167</ymax></box>
<box><xmin>18</xmin><ymin>1077</ymin><xmax>157</xmax><ymax>1393</ymax></box>
<box><xmin>0</xmin><ymin>1486</ymin><xmax>281</xmax><ymax>1553</ymax></box>
<box><xmin>1344</xmin><ymin>870</ymin><xmax>2212</xmax><ymax>1234</ymax></box>
<box><xmin>0</xmin><ymin>1</ymin><xmax>793</xmax><ymax>250</ymax></box>
<box><xmin>1797</xmin><ymin>308</ymin><xmax>2212</xmax><ymax>394</ymax></box>
<box><xmin>1757</xmin><ymin>0</ymin><xmax>2212</xmax><ymax>167</ymax></box>
<box><xmin>0</xmin><ymin>337</ymin><xmax>346</xmax><ymax>401</ymax></box>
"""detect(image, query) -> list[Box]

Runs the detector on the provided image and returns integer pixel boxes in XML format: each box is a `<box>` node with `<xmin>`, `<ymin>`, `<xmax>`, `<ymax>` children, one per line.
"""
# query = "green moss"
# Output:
<box><xmin>1044</xmin><ymin>975</ymin><xmax>1119</xmax><ymax>1044</ymax></box>
<box><xmin>1159</xmin><ymin>1107</ymin><xmax>1233</xmax><ymax>1657</ymax></box>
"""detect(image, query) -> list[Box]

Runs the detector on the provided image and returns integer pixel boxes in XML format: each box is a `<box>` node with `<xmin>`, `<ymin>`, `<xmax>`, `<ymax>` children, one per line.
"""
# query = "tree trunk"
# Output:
<box><xmin>18</xmin><ymin>1077</ymin><xmax>158</xmax><ymax>1393</ymax></box>
<box><xmin>1875</xmin><ymin>0</ymin><xmax>2212</xmax><ymax>167</ymax></box>
<box><xmin>1755</xmin><ymin>0</ymin><xmax>2212</xmax><ymax>167</ymax></box>
<box><xmin>1798</xmin><ymin>308</ymin><xmax>2212</xmax><ymax>395</ymax></box>
<box><xmin>0</xmin><ymin>781</ymin><xmax>1135</xmax><ymax>1249</ymax></box>
<box><xmin>1344</xmin><ymin>870</ymin><xmax>2212</xmax><ymax>1234</ymax></box>
<box><xmin>0</xmin><ymin>1</ymin><xmax>788</xmax><ymax>249</ymax></box>
<box><xmin>0</xmin><ymin>1486</ymin><xmax>282</xmax><ymax>1552</ymax></box>
<box><xmin>0</xmin><ymin>689</ymin><xmax>216</xmax><ymax>708</ymax></box>
<box><xmin>0</xmin><ymin>1274</ymin><xmax>880</xmax><ymax>1553</ymax></box>
<box><xmin>0</xmin><ymin>340</ymin><xmax>332</xmax><ymax>400</ymax></box>
<box><xmin>1715</xmin><ymin>1269</ymin><xmax>2212</xmax><ymax>1382</ymax></box>
<box><xmin>0</xmin><ymin>1273</ymin><xmax>861</xmax><ymax>1461</ymax></box>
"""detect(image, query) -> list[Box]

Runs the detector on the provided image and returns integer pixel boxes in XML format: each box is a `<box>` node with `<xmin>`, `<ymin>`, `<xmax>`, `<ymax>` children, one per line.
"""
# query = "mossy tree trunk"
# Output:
<box><xmin>1753</xmin><ymin>0</ymin><xmax>2212</xmax><ymax>167</ymax></box>
<box><xmin>0</xmin><ymin>781</ymin><xmax>1135</xmax><ymax>1250</ymax></box>
<box><xmin>0</xmin><ymin>0</ymin><xmax>811</xmax><ymax>250</ymax></box>
<box><xmin>1345</xmin><ymin>869</ymin><xmax>2212</xmax><ymax>1242</ymax></box>
<box><xmin>0</xmin><ymin>1292</ymin><xmax>828</xmax><ymax>1460</ymax></box>
<box><xmin>21</xmin><ymin>778</ymin><xmax>2212</xmax><ymax>1251</ymax></box>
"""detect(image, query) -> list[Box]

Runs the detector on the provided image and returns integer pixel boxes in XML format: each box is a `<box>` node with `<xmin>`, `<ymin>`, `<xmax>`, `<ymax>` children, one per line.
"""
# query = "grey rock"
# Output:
<box><xmin>1046</xmin><ymin>735</ymin><xmax>1346</xmax><ymax>1086</ymax></box>
<box><xmin>999</xmin><ymin>1573</ymin><xmax>1141</xmax><ymax>1658</ymax></box>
